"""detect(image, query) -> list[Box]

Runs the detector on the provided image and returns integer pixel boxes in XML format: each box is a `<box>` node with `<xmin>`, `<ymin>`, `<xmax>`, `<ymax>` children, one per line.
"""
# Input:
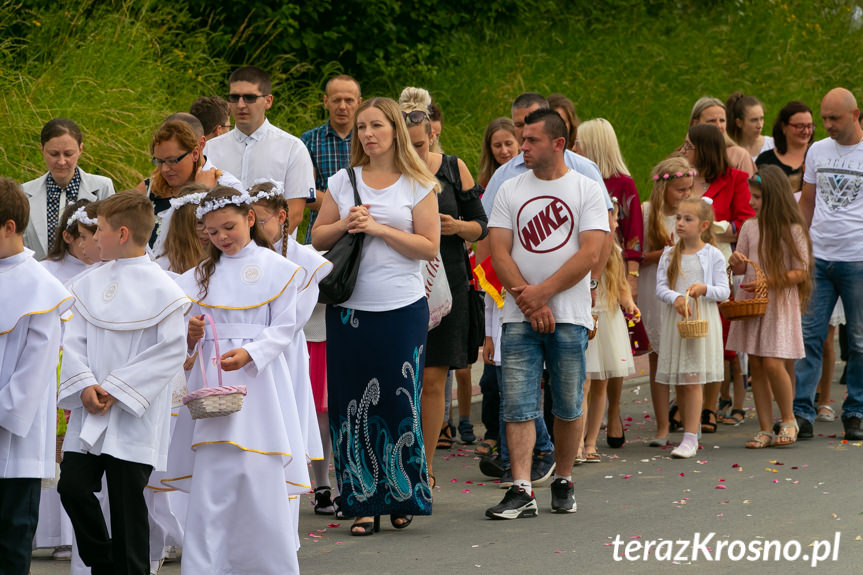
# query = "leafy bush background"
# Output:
<box><xmin>2</xmin><ymin>0</ymin><xmax>863</xmax><ymax>199</ymax></box>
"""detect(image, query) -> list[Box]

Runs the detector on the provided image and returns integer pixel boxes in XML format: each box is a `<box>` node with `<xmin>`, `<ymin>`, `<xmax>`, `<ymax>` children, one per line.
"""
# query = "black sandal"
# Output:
<box><xmin>351</xmin><ymin>516</ymin><xmax>380</xmax><ymax>536</ymax></box>
<box><xmin>721</xmin><ymin>409</ymin><xmax>745</xmax><ymax>426</ymax></box>
<box><xmin>436</xmin><ymin>425</ymin><xmax>454</xmax><ymax>449</ymax></box>
<box><xmin>701</xmin><ymin>409</ymin><xmax>718</xmax><ymax>433</ymax></box>
<box><xmin>390</xmin><ymin>514</ymin><xmax>413</xmax><ymax>529</ymax></box>
<box><xmin>313</xmin><ymin>486</ymin><xmax>335</xmax><ymax>515</ymax></box>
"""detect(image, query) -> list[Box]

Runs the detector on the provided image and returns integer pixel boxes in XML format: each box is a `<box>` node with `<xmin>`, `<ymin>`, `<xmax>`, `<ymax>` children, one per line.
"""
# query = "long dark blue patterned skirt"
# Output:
<box><xmin>326</xmin><ymin>298</ymin><xmax>433</xmax><ymax>517</ymax></box>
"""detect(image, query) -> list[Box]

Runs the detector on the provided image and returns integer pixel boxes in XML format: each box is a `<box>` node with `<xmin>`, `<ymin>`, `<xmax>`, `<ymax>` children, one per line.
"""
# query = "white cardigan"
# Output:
<box><xmin>22</xmin><ymin>168</ymin><xmax>115</xmax><ymax>261</ymax></box>
<box><xmin>656</xmin><ymin>243</ymin><xmax>730</xmax><ymax>305</ymax></box>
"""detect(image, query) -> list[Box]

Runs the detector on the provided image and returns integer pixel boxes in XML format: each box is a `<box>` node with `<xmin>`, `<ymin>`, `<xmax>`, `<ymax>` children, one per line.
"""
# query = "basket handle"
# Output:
<box><xmin>684</xmin><ymin>290</ymin><xmax>701</xmax><ymax>320</ymax></box>
<box><xmin>195</xmin><ymin>313</ymin><xmax>223</xmax><ymax>389</ymax></box>
<box><xmin>726</xmin><ymin>255</ymin><xmax>769</xmax><ymax>301</ymax></box>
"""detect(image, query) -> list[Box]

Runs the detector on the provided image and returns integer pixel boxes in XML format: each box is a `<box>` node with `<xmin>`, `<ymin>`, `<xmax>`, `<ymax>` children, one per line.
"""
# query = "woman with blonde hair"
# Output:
<box><xmin>312</xmin><ymin>96</ymin><xmax>440</xmax><ymax>536</ymax></box>
<box><xmin>398</xmin><ymin>86</ymin><xmax>489</xmax><ymax>472</ymax></box>
<box><xmin>478</xmin><ymin>117</ymin><xmax>519</xmax><ymax>188</ymax></box>
<box><xmin>575</xmin><ymin>118</ymin><xmax>644</xmax><ymax>298</ymax></box>
<box><xmin>688</xmin><ymin>96</ymin><xmax>756</xmax><ymax>176</ymax></box>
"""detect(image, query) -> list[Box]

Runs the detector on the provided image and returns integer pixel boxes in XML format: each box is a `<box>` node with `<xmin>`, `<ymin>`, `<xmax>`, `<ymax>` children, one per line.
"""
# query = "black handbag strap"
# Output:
<box><xmin>346</xmin><ymin>167</ymin><xmax>362</xmax><ymax>206</ymax></box>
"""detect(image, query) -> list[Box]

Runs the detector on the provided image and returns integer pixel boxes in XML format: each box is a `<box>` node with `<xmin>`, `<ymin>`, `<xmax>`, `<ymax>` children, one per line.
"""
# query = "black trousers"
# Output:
<box><xmin>479</xmin><ymin>363</ymin><xmax>500</xmax><ymax>442</ymax></box>
<box><xmin>0</xmin><ymin>477</ymin><xmax>41</xmax><ymax>575</ymax></box>
<box><xmin>58</xmin><ymin>452</ymin><xmax>153</xmax><ymax>575</ymax></box>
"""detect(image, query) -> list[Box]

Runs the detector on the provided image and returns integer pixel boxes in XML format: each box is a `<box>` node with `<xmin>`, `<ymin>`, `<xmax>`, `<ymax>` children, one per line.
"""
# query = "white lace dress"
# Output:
<box><xmin>656</xmin><ymin>254</ymin><xmax>724</xmax><ymax>385</ymax></box>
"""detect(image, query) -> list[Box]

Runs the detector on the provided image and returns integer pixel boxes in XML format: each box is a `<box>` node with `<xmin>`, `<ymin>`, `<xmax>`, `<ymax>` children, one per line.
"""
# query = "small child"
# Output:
<box><xmin>153</xmin><ymin>182</ymin><xmax>210</xmax><ymax>274</ymax></box>
<box><xmin>168</xmin><ymin>186</ymin><xmax>306</xmax><ymax>574</ymax></box>
<box><xmin>0</xmin><ymin>178</ymin><xmax>74</xmax><ymax>575</ymax></box>
<box><xmin>72</xmin><ymin>201</ymin><xmax>102</xmax><ymax>265</ymax></box>
<box><xmin>583</xmin><ymin>205</ymin><xmax>638</xmax><ymax>459</ymax></box>
<box><xmin>638</xmin><ymin>158</ymin><xmax>694</xmax><ymax>442</ymax></box>
<box><xmin>250</xmin><ymin>182</ymin><xmax>333</xmax><ymax>511</ymax></box>
<box><xmin>727</xmin><ymin>165</ymin><xmax>812</xmax><ymax>447</ymax></box>
<box><xmin>655</xmin><ymin>197</ymin><xmax>729</xmax><ymax>458</ymax></box>
<box><xmin>56</xmin><ymin>191</ymin><xmax>190</xmax><ymax>574</ymax></box>
<box><xmin>34</xmin><ymin>199</ymin><xmax>99</xmax><ymax>561</ymax></box>
<box><xmin>41</xmin><ymin>199</ymin><xmax>96</xmax><ymax>283</ymax></box>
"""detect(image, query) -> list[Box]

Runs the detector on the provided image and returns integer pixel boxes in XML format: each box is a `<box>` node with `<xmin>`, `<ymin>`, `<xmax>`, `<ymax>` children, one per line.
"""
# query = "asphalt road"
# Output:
<box><xmin>31</xmin><ymin>371</ymin><xmax>863</xmax><ymax>575</ymax></box>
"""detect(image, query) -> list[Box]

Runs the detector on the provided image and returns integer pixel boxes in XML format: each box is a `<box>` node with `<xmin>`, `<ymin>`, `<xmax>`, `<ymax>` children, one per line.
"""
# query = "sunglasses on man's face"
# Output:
<box><xmin>226</xmin><ymin>94</ymin><xmax>267</xmax><ymax>104</ymax></box>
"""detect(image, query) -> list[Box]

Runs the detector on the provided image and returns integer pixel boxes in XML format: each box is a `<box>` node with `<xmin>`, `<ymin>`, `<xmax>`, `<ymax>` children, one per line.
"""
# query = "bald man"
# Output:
<box><xmin>792</xmin><ymin>87</ymin><xmax>863</xmax><ymax>441</ymax></box>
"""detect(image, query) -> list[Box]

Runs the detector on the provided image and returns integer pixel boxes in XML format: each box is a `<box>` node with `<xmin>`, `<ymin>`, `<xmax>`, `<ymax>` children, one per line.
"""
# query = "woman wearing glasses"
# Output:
<box><xmin>756</xmin><ymin>101</ymin><xmax>816</xmax><ymax>193</ymax></box>
<box><xmin>135</xmin><ymin>120</ymin><xmax>220</xmax><ymax>248</ymax></box>
<box><xmin>398</xmin><ymin>87</ymin><xmax>489</xmax><ymax>474</ymax></box>
<box><xmin>22</xmin><ymin>118</ymin><xmax>115</xmax><ymax>261</ymax></box>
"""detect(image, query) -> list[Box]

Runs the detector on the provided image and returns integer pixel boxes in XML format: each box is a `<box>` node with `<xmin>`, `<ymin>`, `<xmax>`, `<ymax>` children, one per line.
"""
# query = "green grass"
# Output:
<box><xmin>418</xmin><ymin>0</ymin><xmax>863</xmax><ymax>198</ymax></box>
<box><xmin>2</xmin><ymin>0</ymin><xmax>863</xmax><ymax>202</ymax></box>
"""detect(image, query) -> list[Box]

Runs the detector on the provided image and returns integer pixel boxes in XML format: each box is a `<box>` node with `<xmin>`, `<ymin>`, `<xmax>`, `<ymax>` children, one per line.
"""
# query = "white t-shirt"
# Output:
<box><xmin>204</xmin><ymin>119</ymin><xmax>315</xmax><ymax>201</ymax></box>
<box><xmin>803</xmin><ymin>137</ymin><xmax>863</xmax><ymax>261</ymax></box>
<box><xmin>488</xmin><ymin>169</ymin><xmax>610</xmax><ymax>328</ymax></box>
<box><xmin>327</xmin><ymin>167</ymin><xmax>434</xmax><ymax>312</ymax></box>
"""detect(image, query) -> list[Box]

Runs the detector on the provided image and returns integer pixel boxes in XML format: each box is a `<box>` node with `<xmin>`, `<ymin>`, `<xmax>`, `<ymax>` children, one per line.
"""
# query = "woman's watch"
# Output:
<box><xmin>590</xmin><ymin>278</ymin><xmax>599</xmax><ymax>290</ymax></box>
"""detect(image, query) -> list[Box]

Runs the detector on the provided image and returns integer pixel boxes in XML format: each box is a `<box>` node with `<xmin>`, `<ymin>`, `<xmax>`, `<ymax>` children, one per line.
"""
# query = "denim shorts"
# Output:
<box><xmin>499</xmin><ymin>322</ymin><xmax>588</xmax><ymax>422</ymax></box>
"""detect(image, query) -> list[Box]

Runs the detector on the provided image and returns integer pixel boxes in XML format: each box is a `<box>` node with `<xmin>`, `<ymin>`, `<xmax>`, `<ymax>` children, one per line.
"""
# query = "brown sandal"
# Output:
<box><xmin>745</xmin><ymin>430</ymin><xmax>775</xmax><ymax>449</ymax></box>
<box><xmin>773</xmin><ymin>421</ymin><xmax>798</xmax><ymax>447</ymax></box>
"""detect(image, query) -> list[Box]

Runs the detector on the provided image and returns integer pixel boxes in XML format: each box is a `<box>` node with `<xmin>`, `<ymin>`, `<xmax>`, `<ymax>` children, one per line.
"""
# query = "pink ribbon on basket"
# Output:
<box><xmin>182</xmin><ymin>313</ymin><xmax>246</xmax><ymax>404</ymax></box>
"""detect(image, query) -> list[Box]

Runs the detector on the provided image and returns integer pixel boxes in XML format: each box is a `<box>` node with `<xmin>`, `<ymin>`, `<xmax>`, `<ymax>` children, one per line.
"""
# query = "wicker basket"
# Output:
<box><xmin>182</xmin><ymin>313</ymin><xmax>246</xmax><ymax>420</ymax></box>
<box><xmin>588</xmin><ymin>314</ymin><xmax>599</xmax><ymax>340</ymax></box>
<box><xmin>719</xmin><ymin>256</ymin><xmax>768</xmax><ymax>321</ymax></box>
<box><xmin>677</xmin><ymin>293</ymin><xmax>708</xmax><ymax>339</ymax></box>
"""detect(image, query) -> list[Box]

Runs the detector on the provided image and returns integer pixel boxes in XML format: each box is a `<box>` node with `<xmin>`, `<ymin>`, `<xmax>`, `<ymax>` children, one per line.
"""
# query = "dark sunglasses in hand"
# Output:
<box><xmin>226</xmin><ymin>93</ymin><xmax>268</xmax><ymax>104</ymax></box>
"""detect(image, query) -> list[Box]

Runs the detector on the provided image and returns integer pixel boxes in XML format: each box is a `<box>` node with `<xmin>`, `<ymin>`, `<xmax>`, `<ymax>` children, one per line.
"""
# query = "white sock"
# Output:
<box><xmin>514</xmin><ymin>479</ymin><xmax>532</xmax><ymax>493</ymax></box>
<box><xmin>680</xmin><ymin>432</ymin><xmax>698</xmax><ymax>450</ymax></box>
<box><xmin>553</xmin><ymin>474</ymin><xmax>572</xmax><ymax>483</ymax></box>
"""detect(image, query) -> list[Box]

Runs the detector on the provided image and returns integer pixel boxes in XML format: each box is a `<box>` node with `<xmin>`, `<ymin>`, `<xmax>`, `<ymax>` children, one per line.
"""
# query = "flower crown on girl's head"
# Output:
<box><xmin>67</xmin><ymin>206</ymin><xmax>97</xmax><ymax>228</ymax></box>
<box><xmin>169</xmin><ymin>192</ymin><xmax>208</xmax><ymax>211</ymax></box>
<box><xmin>196</xmin><ymin>190</ymin><xmax>253</xmax><ymax>220</ymax></box>
<box><xmin>652</xmin><ymin>169</ymin><xmax>697</xmax><ymax>182</ymax></box>
<box><xmin>248</xmin><ymin>179</ymin><xmax>284</xmax><ymax>203</ymax></box>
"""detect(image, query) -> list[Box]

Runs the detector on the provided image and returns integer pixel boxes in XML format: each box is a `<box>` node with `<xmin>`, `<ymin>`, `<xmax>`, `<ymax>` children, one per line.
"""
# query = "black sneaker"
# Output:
<box><xmin>479</xmin><ymin>451</ymin><xmax>505</xmax><ymax>478</ymax></box>
<box><xmin>549</xmin><ymin>478</ymin><xmax>577</xmax><ymax>513</ymax></box>
<box><xmin>458</xmin><ymin>420</ymin><xmax>476</xmax><ymax>444</ymax></box>
<box><xmin>776</xmin><ymin>415</ymin><xmax>813</xmax><ymax>439</ymax></box>
<box><xmin>531</xmin><ymin>451</ymin><xmax>556</xmax><ymax>485</ymax></box>
<box><xmin>843</xmin><ymin>416</ymin><xmax>863</xmax><ymax>441</ymax></box>
<box><xmin>498</xmin><ymin>467</ymin><xmax>513</xmax><ymax>489</ymax></box>
<box><xmin>485</xmin><ymin>486</ymin><xmax>538</xmax><ymax>520</ymax></box>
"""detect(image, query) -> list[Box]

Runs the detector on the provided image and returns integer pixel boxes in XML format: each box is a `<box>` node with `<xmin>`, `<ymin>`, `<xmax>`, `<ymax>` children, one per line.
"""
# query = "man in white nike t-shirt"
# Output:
<box><xmin>485</xmin><ymin>109</ymin><xmax>609</xmax><ymax>519</ymax></box>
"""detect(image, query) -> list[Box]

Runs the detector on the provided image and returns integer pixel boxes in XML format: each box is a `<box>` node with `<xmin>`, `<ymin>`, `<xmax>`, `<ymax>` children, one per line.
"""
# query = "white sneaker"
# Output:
<box><xmin>671</xmin><ymin>442</ymin><xmax>698</xmax><ymax>458</ymax></box>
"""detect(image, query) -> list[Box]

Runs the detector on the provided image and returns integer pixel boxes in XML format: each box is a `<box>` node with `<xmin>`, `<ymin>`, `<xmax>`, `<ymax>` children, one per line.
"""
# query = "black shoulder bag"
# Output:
<box><xmin>318</xmin><ymin>168</ymin><xmax>365</xmax><ymax>305</ymax></box>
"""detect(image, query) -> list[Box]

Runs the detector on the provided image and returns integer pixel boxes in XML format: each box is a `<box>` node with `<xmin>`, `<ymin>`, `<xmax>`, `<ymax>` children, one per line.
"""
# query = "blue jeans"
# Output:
<box><xmin>500</xmin><ymin>322</ymin><xmax>588</xmax><ymax>422</ymax></box>
<box><xmin>794</xmin><ymin>259</ymin><xmax>863</xmax><ymax>422</ymax></box>
<box><xmin>496</xmin><ymin>366</ymin><xmax>555</xmax><ymax>467</ymax></box>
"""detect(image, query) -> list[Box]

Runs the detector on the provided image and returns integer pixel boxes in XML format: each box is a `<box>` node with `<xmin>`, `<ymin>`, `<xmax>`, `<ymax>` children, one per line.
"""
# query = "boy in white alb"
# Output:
<box><xmin>486</xmin><ymin>109</ymin><xmax>609</xmax><ymax>520</ymax></box>
<box><xmin>0</xmin><ymin>179</ymin><xmax>74</xmax><ymax>575</ymax></box>
<box><xmin>57</xmin><ymin>192</ymin><xmax>190</xmax><ymax>575</ymax></box>
<box><xmin>204</xmin><ymin>65</ymin><xmax>315</xmax><ymax>236</ymax></box>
